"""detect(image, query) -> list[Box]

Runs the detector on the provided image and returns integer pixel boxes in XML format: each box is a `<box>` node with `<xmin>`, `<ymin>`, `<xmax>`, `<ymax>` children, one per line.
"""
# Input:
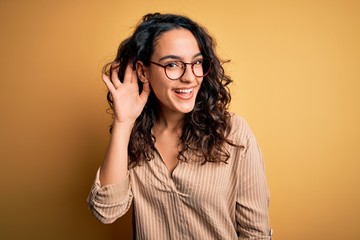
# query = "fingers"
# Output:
<box><xmin>139</xmin><ymin>81</ymin><xmax>151</xmax><ymax>102</ymax></box>
<box><xmin>102</xmin><ymin>74</ymin><xmax>116</xmax><ymax>93</ymax></box>
<box><xmin>123</xmin><ymin>63</ymin><xmax>135</xmax><ymax>84</ymax></box>
<box><xmin>111</xmin><ymin>63</ymin><xmax>121</xmax><ymax>88</ymax></box>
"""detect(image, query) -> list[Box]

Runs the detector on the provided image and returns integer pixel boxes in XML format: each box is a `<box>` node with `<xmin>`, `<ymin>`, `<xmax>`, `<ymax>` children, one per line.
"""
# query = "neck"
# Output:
<box><xmin>155</xmin><ymin>109</ymin><xmax>185</xmax><ymax>133</ymax></box>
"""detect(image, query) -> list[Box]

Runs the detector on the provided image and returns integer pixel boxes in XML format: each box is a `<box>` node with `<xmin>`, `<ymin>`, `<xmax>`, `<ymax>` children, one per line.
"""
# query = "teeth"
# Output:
<box><xmin>176</xmin><ymin>89</ymin><xmax>192</xmax><ymax>93</ymax></box>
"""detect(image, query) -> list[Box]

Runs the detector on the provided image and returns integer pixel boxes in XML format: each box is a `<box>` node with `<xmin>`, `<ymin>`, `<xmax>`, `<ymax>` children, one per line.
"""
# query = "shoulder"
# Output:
<box><xmin>229</xmin><ymin>113</ymin><xmax>248</xmax><ymax>128</ymax></box>
<box><xmin>227</xmin><ymin>114</ymin><xmax>265</xmax><ymax>168</ymax></box>
<box><xmin>229</xmin><ymin>113</ymin><xmax>252</xmax><ymax>136</ymax></box>
<box><xmin>228</xmin><ymin>113</ymin><xmax>255</xmax><ymax>146</ymax></box>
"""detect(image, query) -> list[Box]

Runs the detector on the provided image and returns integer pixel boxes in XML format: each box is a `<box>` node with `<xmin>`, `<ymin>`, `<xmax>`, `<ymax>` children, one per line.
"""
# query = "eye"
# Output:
<box><xmin>165</xmin><ymin>62</ymin><xmax>181</xmax><ymax>68</ymax></box>
<box><xmin>193</xmin><ymin>59</ymin><xmax>203</xmax><ymax>65</ymax></box>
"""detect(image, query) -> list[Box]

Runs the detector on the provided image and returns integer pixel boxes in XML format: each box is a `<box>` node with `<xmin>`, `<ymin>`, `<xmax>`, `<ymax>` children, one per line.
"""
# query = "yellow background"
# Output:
<box><xmin>1</xmin><ymin>0</ymin><xmax>359</xmax><ymax>239</ymax></box>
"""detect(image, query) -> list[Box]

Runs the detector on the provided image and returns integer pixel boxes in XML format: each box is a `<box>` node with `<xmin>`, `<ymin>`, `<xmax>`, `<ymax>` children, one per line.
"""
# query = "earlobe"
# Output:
<box><xmin>136</xmin><ymin>61</ymin><xmax>149</xmax><ymax>83</ymax></box>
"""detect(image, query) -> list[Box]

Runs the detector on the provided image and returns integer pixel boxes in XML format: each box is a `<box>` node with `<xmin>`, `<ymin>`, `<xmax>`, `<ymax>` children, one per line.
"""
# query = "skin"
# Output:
<box><xmin>100</xmin><ymin>28</ymin><xmax>203</xmax><ymax>184</ymax></box>
<box><xmin>146</xmin><ymin>29</ymin><xmax>203</xmax><ymax>120</ymax></box>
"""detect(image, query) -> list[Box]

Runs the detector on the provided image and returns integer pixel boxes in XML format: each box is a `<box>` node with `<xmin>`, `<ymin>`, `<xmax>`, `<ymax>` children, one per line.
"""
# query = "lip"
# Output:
<box><xmin>173</xmin><ymin>87</ymin><xmax>195</xmax><ymax>100</ymax></box>
<box><xmin>172</xmin><ymin>84</ymin><xmax>197</xmax><ymax>91</ymax></box>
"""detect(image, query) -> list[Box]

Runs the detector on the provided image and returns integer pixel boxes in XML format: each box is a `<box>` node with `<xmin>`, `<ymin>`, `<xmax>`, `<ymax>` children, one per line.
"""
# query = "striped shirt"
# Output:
<box><xmin>88</xmin><ymin>114</ymin><xmax>272</xmax><ymax>239</ymax></box>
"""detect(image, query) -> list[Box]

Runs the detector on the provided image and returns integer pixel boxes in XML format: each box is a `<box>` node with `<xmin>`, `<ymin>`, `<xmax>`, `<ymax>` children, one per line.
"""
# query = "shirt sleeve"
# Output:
<box><xmin>87</xmin><ymin>168</ymin><xmax>133</xmax><ymax>224</ymax></box>
<box><xmin>236</xmin><ymin>124</ymin><xmax>272</xmax><ymax>239</ymax></box>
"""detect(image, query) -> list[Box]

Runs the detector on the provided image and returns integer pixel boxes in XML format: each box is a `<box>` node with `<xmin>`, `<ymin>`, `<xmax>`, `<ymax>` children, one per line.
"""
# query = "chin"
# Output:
<box><xmin>178</xmin><ymin>104</ymin><xmax>196</xmax><ymax>113</ymax></box>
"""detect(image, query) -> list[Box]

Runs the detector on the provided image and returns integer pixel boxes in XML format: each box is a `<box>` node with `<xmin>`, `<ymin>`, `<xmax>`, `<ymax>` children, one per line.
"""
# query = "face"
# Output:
<box><xmin>142</xmin><ymin>28</ymin><xmax>204</xmax><ymax>116</ymax></box>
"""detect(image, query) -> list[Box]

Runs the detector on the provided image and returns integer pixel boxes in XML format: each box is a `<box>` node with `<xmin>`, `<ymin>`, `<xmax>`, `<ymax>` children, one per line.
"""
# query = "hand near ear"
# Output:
<box><xmin>102</xmin><ymin>63</ymin><xmax>150</xmax><ymax>124</ymax></box>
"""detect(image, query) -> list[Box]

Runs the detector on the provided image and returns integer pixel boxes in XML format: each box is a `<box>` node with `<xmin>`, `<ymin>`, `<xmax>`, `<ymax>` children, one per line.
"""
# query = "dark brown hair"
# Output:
<box><xmin>104</xmin><ymin>13</ymin><xmax>239</xmax><ymax>167</ymax></box>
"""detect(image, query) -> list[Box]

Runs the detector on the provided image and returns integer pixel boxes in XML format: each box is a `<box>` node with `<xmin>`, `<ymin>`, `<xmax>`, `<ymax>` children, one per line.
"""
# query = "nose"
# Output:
<box><xmin>180</xmin><ymin>64</ymin><xmax>196</xmax><ymax>83</ymax></box>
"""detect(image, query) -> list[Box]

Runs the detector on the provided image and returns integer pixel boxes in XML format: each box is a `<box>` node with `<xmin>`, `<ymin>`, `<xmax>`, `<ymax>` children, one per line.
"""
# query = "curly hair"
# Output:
<box><xmin>103</xmin><ymin>13</ymin><xmax>240</xmax><ymax>167</ymax></box>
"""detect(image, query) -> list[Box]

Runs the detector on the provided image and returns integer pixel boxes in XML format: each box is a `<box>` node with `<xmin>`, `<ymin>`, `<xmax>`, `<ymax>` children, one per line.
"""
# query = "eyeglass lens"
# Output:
<box><xmin>165</xmin><ymin>59</ymin><xmax>211</xmax><ymax>80</ymax></box>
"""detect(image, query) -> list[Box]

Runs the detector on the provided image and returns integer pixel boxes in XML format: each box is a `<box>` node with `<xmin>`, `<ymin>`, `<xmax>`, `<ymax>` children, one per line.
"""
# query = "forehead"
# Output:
<box><xmin>153</xmin><ymin>28</ymin><xmax>201</xmax><ymax>59</ymax></box>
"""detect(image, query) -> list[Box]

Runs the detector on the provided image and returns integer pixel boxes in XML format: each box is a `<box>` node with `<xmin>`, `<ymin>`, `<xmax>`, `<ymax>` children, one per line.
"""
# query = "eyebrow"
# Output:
<box><xmin>158</xmin><ymin>52</ymin><xmax>203</xmax><ymax>62</ymax></box>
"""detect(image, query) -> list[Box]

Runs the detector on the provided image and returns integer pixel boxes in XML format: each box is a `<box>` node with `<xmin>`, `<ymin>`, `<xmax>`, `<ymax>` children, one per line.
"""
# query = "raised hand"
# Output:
<box><xmin>102</xmin><ymin>63</ymin><xmax>150</xmax><ymax>124</ymax></box>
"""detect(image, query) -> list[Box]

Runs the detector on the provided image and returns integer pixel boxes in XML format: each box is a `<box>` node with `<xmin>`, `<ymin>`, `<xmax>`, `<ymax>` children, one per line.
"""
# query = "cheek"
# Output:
<box><xmin>149</xmin><ymin>79</ymin><xmax>169</xmax><ymax>98</ymax></box>
<box><xmin>148</xmin><ymin>71</ymin><xmax>171</xmax><ymax>90</ymax></box>
<box><xmin>148</xmin><ymin>67</ymin><xmax>164</xmax><ymax>80</ymax></box>
<box><xmin>195</xmin><ymin>78</ymin><xmax>204</xmax><ymax>89</ymax></box>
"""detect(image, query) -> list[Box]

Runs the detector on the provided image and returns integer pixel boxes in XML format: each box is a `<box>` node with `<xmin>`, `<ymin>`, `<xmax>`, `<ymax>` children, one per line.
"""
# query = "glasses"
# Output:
<box><xmin>150</xmin><ymin>58</ymin><xmax>212</xmax><ymax>80</ymax></box>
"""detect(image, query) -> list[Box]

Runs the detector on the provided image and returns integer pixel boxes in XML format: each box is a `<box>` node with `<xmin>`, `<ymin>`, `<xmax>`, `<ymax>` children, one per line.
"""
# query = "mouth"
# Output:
<box><xmin>174</xmin><ymin>88</ymin><xmax>193</xmax><ymax>94</ymax></box>
<box><xmin>173</xmin><ymin>88</ymin><xmax>194</xmax><ymax>99</ymax></box>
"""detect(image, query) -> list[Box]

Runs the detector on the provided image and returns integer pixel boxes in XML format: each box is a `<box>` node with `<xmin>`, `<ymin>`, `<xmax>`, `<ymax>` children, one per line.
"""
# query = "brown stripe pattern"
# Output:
<box><xmin>88</xmin><ymin>114</ymin><xmax>272</xmax><ymax>239</ymax></box>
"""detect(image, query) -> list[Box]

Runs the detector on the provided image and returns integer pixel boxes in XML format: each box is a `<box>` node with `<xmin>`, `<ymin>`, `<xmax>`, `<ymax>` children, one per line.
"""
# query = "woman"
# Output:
<box><xmin>88</xmin><ymin>13</ymin><xmax>272</xmax><ymax>239</ymax></box>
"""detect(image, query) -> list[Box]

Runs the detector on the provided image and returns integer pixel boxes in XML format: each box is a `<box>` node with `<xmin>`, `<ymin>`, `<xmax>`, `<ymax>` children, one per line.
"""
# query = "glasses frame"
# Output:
<box><xmin>149</xmin><ymin>59</ymin><xmax>212</xmax><ymax>80</ymax></box>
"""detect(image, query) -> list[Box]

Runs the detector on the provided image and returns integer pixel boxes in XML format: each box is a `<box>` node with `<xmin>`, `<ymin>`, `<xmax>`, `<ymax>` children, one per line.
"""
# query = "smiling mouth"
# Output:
<box><xmin>174</xmin><ymin>88</ymin><xmax>193</xmax><ymax>94</ymax></box>
<box><xmin>173</xmin><ymin>88</ymin><xmax>195</xmax><ymax>100</ymax></box>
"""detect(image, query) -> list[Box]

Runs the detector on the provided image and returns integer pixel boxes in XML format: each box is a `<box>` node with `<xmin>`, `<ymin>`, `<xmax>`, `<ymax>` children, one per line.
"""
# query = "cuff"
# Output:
<box><xmin>90</xmin><ymin>168</ymin><xmax>131</xmax><ymax>204</ymax></box>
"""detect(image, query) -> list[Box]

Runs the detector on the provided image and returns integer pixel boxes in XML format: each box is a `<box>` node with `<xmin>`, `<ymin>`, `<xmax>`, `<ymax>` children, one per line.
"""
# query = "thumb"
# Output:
<box><xmin>139</xmin><ymin>81</ymin><xmax>150</xmax><ymax>102</ymax></box>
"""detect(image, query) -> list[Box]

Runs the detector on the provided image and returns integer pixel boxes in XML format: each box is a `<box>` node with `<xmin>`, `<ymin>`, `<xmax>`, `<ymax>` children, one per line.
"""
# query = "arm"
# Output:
<box><xmin>87</xmin><ymin>63</ymin><xmax>150</xmax><ymax>223</ymax></box>
<box><xmin>236</xmin><ymin>130</ymin><xmax>272</xmax><ymax>239</ymax></box>
<box><xmin>87</xmin><ymin>167</ymin><xmax>132</xmax><ymax>224</ymax></box>
<box><xmin>100</xmin><ymin>63</ymin><xmax>150</xmax><ymax>185</ymax></box>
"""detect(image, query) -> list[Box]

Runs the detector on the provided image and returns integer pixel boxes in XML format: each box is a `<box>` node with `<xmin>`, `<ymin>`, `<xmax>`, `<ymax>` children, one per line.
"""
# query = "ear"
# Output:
<box><xmin>136</xmin><ymin>61</ymin><xmax>149</xmax><ymax>83</ymax></box>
